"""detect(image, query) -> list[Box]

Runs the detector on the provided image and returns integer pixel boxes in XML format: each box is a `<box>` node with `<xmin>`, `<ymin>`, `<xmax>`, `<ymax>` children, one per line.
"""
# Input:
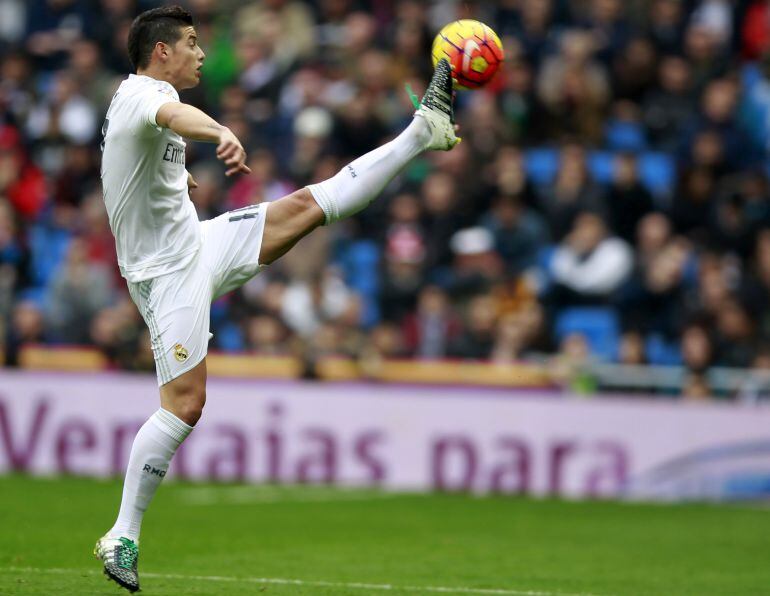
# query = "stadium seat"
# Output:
<box><xmin>215</xmin><ymin>321</ymin><xmax>245</xmax><ymax>352</ymax></box>
<box><xmin>604</xmin><ymin>120</ymin><xmax>648</xmax><ymax>152</ymax></box>
<box><xmin>524</xmin><ymin>148</ymin><xmax>559</xmax><ymax>186</ymax></box>
<box><xmin>523</xmin><ymin>149</ymin><xmax>676</xmax><ymax>201</ymax></box>
<box><xmin>638</xmin><ymin>153</ymin><xmax>676</xmax><ymax>203</ymax></box>
<box><xmin>587</xmin><ymin>151</ymin><xmax>614</xmax><ymax>184</ymax></box>
<box><xmin>554</xmin><ymin>307</ymin><xmax>620</xmax><ymax>361</ymax></box>
<box><xmin>645</xmin><ymin>333</ymin><xmax>683</xmax><ymax>366</ymax></box>
<box><xmin>28</xmin><ymin>225</ymin><xmax>72</xmax><ymax>287</ymax></box>
<box><xmin>339</xmin><ymin>239</ymin><xmax>381</xmax><ymax>327</ymax></box>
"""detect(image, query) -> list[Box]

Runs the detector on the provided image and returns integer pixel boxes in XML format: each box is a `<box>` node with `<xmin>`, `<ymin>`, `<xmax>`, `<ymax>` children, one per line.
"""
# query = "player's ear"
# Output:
<box><xmin>154</xmin><ymin>41</ymin><xmax>170</xmax><ymax>62</ymax></box>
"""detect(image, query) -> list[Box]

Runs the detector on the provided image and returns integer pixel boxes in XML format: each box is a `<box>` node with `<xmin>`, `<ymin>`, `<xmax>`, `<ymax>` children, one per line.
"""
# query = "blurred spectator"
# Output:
<box><xmin>26</xmin><ymin>70</ymin><xmax>98</xmax><ymax>146</ymax></box>
<box><xmin>0</xmin><ymin>0</ymin><xmax>25</xmax><ymax>46</ymax></box>
<box><xmin>4</xmin><ymin>300</ymin><xmax>46</xmax><ymax>366</ymax></box>
<box><xmin>89</xmin><ymin>295</ymin><xmax>142</xmax><ymax>370</ymax></box>
<box><xmin>714</xmin><ymin>297</ymin><xmax>756</xmax><ymax>367</ymax></box>
<box><xmin>445</xmin><ymin>226</ymin><xmax>505</xmax><ymax>296</ymax></box>
<box><xmin>683</xmin><ymin>21</ymin><xmax>730</xmax><ymax>93</ymax></box>
<box><xmin>46</xmin><ymin>237</ymin><xmax>113</xmax><ymax>343</ymax></box>
<box><xmin>448</xmin><ymin>293</ymin><xmax>498</xmax><ymax>359</ymax></box>
<box><xmin>612</xmin><ymin>37</ymin><xmax>658</xmax><ymax>103</ymax></box>
<box><xmin>480</xmin><ymin>195</ymin><xmax>548</xmax><ymax>274</ymax></box>
<box><xmin>0</xmin><ymin>198</ymin><xmax>27</xmax><ymax>319</ymax></box>
<box><xmin>711</xmin><ymin>170</ymin><xmax>770</xmax><ymax>257</ymax></box>
<box><xmin>0</xmin><ymin>51</ymin><xmax>35</xmax><ymax>125</ymax></box>
<box><xmin>484</xmin><ymin>146</ymin><xmax>539</xmax><ymax>212</ymax></box>
<box><xmin>537</xmin><ymin>30</ymin><xmax>611</xmax><ymax>142</ymax></box>
<box><xmin>671</xmin><ymin>166</ymin><xmax>717</xmax><ymax>237</ymax></box>
<box><xmin>617</xmin><ymin>330</ymin><xmax>647</xmax><ymax>365</ymax></box>
<box><xmin>507</xmin><ymin>0</ymin><xmax>557</xmax><ymax>66</ymax></box>
<box><xmin>680</xmin><ymin>322</ymin><xmax>715</xmax><ymax>373</ymax></box>
<box><xmin>742</xmin><ymin>0</ymin><xmax>770</xmax><ymax>59</ymax></box>
<box><xmin>245</xmin><ymin>313</ymin><xmax>292</xmax><ymax>355</ymax></box>
<box><xmin>25</xmin><ymin>0</ymin><xmax>92</xmax><ymax>71</ymax></box>
<box><xmin>539</xmin><ymin>144</ymin><xmax>607</xmax><ymax>241</ymax></box>
<box><xmin>0</xmin><ymin>126</ymin><xmax>47</xmax><ymax>219</ymax></box>
<box><xmin>742</xmin><ymin>229</ymin><xmax>770</xmax><ymax>337</ymax></box>
<box><xmin>607</xmin><ymin>153</ymin><xmax>655</xmax><ymax>243</ymax></box>
<box><xmin>490</xmin><ymin>301</ymin><xmax>546</xmax><ymax>363</ymax></box>
<box><xmin>421</xmin><ymin>171</ymin><xmax>464</xmax><ymax>270</ymax></box>
<box><xmin>681</xmin><ymin>370</ymin><xmax>712</xmax><ymax>399</ymax></box>
<box><xmin>647</xmin><ymin>0</ymin><xmax>687</xmax><ymax>54</ymax></box>
<box><xmin>226</xmin><ymin>148</ymin><xmax>295</xmax><ymax>209</ymax></box>
<box><xmin>552</xmin><ymin>331</ymin><xmax>598</xmax><ymax>393</ymax></box>
<box><xmin>498</xmin><ymin>57</ymin><xmax>544</xmax><ymax>143</ymax></box>
<box><xmin>643</xmin><ymin>55</ymin><xmax>696</xmax><ymax>151</ymax></box>
<box><xmin>622</xmin><ymin>213</ymin><xmax>692</xmax><ymax>336</ymax></box>
<box><xmin>549</xmin><ymin>211</ymin><xmax>634</xmax><ymax>305</ymax></box>
<box><xmin>682</xmin><ymin>77</ymin><xmax>749</xmax><ymax>171</ymax></box>
<box><xmin>68</xmin><ymin>38</ymin><xmax>116</xmax><ymax>108</ymax></box>
<box><xmin>281</xmin><ymin>266</ymin><xmax>358</xmax><ymax>338</ymax></box>
<box><xmin>578</xmin><ymin>0</ymin><xmax>631</xmax><ymax>63</ymax></box>
<box><xmin>402</xmin><ymin>285</ymin><xmax>461</xmax><ymax>358</ymax></box>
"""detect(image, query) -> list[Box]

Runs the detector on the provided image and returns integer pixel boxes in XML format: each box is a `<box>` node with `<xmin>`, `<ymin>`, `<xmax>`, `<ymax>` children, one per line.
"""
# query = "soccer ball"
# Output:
<box><xmin>431</xmin><ymin>20</ymin><xmax>504</xmax><ymax>90</ymax></box>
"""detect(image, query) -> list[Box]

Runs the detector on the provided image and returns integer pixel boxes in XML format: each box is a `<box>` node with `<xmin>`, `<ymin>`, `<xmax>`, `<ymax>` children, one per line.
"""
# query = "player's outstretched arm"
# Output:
<box><xmin>156</xmin><ymin>102</ymin><xmax>251</xmax><ymax>176</ymax></box>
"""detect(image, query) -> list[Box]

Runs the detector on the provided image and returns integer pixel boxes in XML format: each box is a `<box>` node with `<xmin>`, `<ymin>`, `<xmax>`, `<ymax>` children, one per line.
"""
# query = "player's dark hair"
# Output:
<box><xmin>127</xmin><ymin>5</ymin><xmax>194</xmax><ymax>71</ymax></box>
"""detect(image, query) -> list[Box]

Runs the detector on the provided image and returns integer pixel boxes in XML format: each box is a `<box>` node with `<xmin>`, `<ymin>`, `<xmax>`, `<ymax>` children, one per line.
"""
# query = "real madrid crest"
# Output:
<box><xmin>173</xmin><ymin>343</ymin><xmax>189</xmax><ymax>363</ymax></box>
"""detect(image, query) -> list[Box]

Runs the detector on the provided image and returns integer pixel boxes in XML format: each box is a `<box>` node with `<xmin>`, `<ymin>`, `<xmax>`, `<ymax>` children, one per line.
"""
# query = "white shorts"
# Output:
<box><xmin>127</xmin><ymin>203</ymin><xmax>268</xmax><ymax>386</ymax></box>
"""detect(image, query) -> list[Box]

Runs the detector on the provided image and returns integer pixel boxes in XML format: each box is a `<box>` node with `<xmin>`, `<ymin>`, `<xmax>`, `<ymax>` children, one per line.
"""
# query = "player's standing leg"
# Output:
<box><xmin>95</xmin><ymin>360</ymin><xmax>205</xmax><ymax>592</ymax></box>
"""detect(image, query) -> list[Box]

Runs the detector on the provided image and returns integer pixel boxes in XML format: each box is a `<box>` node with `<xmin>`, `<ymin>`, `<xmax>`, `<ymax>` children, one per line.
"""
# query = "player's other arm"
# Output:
<box><xmin>156</xmin><ymin>102</ymin><xmax>250</xmax><ymax>176</ymax></box>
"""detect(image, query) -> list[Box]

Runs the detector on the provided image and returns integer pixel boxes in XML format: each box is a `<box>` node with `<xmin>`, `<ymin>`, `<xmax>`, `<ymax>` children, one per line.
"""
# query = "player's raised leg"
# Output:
<box><xmin>259</xmin><ymin>59</ymin><xmax>458</xmax><ymax>264</ymax></box>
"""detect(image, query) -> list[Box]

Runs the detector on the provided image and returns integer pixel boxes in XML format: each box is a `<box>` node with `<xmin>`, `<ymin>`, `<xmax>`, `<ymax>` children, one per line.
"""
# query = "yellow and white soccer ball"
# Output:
<box><xmin>431</xmin><ymin>19</ymin><xmax>504</xmax><ymax>90</ymax></box>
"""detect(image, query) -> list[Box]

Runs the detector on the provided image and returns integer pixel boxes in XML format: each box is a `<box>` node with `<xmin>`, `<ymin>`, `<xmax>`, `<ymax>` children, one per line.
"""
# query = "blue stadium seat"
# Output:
<box><xmin>524</xmin><ymin>148</ymin><xmax>559</xmax><ymax>186</ymax></box>
<box><xmin>523</xmin><ymin>149</ymin><xmax>676</xmax><ymax>201</ymax></box>
<box><xmin>28</xmin><ymin>225</ymin><xmax>72</xmax><ymax>288</ymax></box>
<box><xmin>554</xmin><ymin>307</ymin><xmax>620</xmax><ymax>361</ymax></box>
<box><xmin>605</xmin><ymin>120</ymin><xmax>648</xmax><ymax>152</ymax></box>
<box><xmin>339</xmin><ymin>239</ymin><xmax>381</xmax><ymax>327</ymax></box>
<box><xmin>638</xmin><ymin>153</ymin><xmax>676</xmax><ymax>202</ymax></box>
<box><xmin>215</xmin><ymin>321</ymin><xmax>245</xmax><ymax>352</ymax></box>
<box><xmin>645</xmin><ymin>333</ymin><xmax>683</xmax><ymax>366</ymax></box>
<box><xmin>587</xmin><ymin>151</ymin><xmax>614</xmax><ymax>184</ymax></box>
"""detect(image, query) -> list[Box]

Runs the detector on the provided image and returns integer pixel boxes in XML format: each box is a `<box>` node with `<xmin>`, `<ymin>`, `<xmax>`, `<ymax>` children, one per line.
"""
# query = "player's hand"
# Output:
<box><xmin>187</xmin><ymin>172</ymin><xmax>198</xmax><ymax>190</ymax></box>
<box><xmin>216</xmin><ymin>127</ymin><xmax>251</xmax><ymax>177</ymax></box>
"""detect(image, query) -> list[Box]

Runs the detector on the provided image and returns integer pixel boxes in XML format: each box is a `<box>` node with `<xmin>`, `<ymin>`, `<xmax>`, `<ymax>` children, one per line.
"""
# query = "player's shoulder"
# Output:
<box><xmin>121</xmin><ymin>74</ymin><xmax>179</xmax><ymax>101</ymax></box>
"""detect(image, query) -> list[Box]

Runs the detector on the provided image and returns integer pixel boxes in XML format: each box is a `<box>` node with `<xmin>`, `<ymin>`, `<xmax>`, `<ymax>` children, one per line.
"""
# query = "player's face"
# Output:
<box><xmin>167</xmin><ymin>27</ymin><xmax>205</xmax><ymax>90</ymax></box>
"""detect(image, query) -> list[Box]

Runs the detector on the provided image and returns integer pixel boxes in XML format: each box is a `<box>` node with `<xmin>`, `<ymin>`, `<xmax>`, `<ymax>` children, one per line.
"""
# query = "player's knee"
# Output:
<box><xmin>175</xmin><ymin>390</ymin><xmax>206</xmax><ymax>426</ymax></box>
<box><xmin>284</xmin><ymin>188</ymin><xmax>322</xmax><ymax>219</ymax></box>
<box><xmin>260</xmin><ymin>189</ymin><xmax>324</xmax><ymax>264</ymax></box>
<box><xmin>166</xmin><ymin>386</ymin><xmax>206</xmax><ymax>426</ymax></box>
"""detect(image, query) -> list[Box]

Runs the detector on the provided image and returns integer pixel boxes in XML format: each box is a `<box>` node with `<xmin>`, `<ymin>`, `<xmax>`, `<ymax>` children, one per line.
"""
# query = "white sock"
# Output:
<box><xmin>308</xmin><ymin>116</ymin><xmax>430</xmax><ymax>224</ymax></box>
<box><xmin>109</xmin><ymin>408</ymin><xmax>192</xmax><ymax>542</ymax></box>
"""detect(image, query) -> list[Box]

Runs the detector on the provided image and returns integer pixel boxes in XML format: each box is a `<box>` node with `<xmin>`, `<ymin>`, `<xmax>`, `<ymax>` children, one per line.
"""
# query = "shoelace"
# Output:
<box><xmin>116</xmin><ymin>537</ymin><xmax>138</xmax><ymax>569</ymax></box>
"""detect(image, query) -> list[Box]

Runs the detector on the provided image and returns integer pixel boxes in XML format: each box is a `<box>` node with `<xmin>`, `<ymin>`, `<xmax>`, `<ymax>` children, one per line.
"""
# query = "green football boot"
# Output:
<box><xmin>94</xmin><ymin>535</ymin><xmax>140</xmax><ymax>592</ymax></box>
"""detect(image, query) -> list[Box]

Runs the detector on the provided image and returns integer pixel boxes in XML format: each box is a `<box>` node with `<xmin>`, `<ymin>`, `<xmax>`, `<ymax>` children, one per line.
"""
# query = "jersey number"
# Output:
<box><xmin>228</xmin><ymin>205</ymin><xmax>261</xmax><ymax>222</ymax></box>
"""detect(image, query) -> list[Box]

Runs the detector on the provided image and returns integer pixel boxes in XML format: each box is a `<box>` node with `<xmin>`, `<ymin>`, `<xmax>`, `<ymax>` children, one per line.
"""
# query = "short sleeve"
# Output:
<box><xmin>132</xmin><ymin>83</ymin><xmax>179</xmax><ymax>131</ymax></box>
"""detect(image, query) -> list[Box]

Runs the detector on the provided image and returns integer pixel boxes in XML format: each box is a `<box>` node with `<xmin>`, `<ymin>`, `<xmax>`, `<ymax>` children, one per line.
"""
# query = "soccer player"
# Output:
<box><xmin>94</xmin><ymin>5</ymin><xmax>458</xmax><ymax>592</ymax></box>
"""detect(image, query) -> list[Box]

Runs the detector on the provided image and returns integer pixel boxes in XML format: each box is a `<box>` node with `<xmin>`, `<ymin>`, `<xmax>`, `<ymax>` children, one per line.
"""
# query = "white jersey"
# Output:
<box><xmin>101</xmin><ymin>74</ymin><xmax>201</xmax><ymax>282</ymax></box>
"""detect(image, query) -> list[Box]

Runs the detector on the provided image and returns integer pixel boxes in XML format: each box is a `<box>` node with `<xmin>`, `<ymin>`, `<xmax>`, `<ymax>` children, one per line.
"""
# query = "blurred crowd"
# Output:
<box><xmin>4</xmin><ymin>0</ymin><xmax>770</xmax><ymax>398</ymax></box>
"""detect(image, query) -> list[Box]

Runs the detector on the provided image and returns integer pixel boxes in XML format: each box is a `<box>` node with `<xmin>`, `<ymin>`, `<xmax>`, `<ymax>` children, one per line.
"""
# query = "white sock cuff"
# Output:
<box><xmin>307</xmin><ymin>182</ymin><xmax>337</xmax><ymax>225</ymax></box>
<box><xmin>151</xmin><ymin>408</ymin><xmax>193</xmax><ymax>445</ymax></box>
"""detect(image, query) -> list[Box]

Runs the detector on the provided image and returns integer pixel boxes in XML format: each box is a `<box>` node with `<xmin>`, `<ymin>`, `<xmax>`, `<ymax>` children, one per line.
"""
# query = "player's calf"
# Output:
<box><xmin>306</xmin><ymin>59</ymin><xmax>457</xmax><ymax>227</ymax></box>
